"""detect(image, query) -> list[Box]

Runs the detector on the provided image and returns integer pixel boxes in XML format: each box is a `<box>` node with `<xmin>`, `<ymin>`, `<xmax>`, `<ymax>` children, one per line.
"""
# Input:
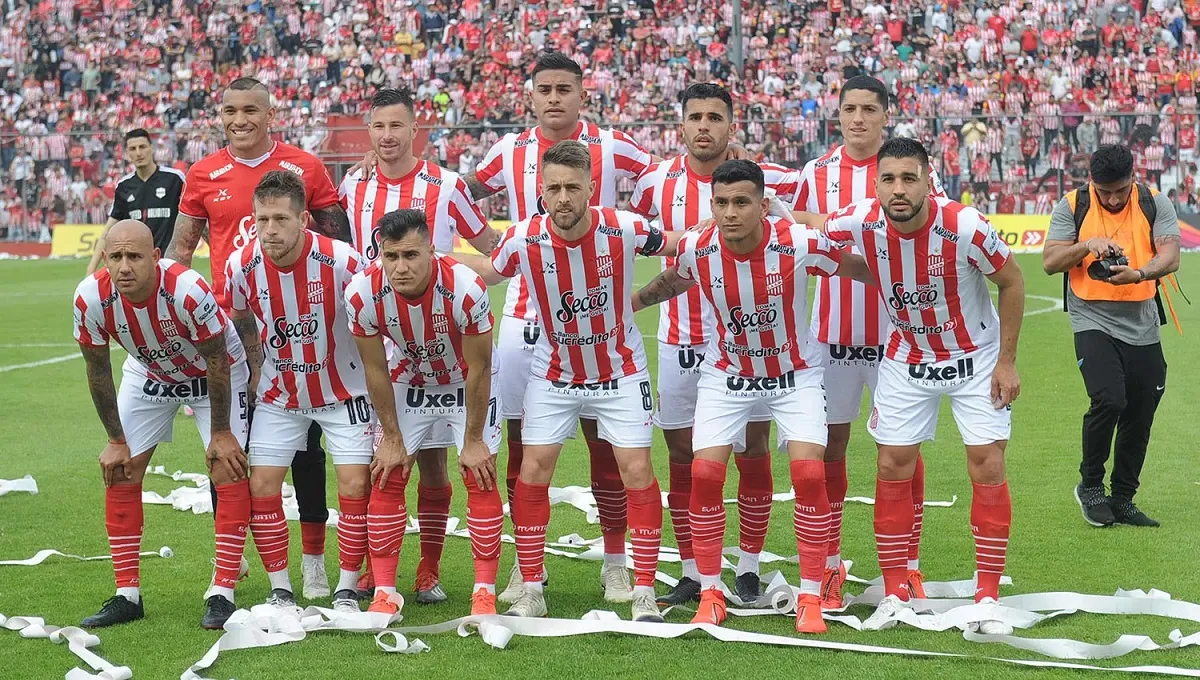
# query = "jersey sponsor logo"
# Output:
<box><xmin>827</xmin><ymin>180</ymin><xmax>841</xmax><ymax>192</ymax></box>
<box><xmin>214</xmin><ymin>188</ymin><xmax>234</xmax><ymax>204</ymax></box>
<box><xmin>907</xmin><ymin>356</ymin><xmax>976</xmax><ymax>382</ymax></box>
<box><xmin>145</xmin><ymin>207</ymin><xmax>172</xmax><ymax>219</ymax></box>
<box><xmin>371</xmin><ymin>284</ymin><xmax>393</xmax><ymax>302</ymax></box>
<box><xmin>525</xmin><ymin>233</ymin><xmax>549</xmax><ymax>245</ymax></box>
<box><xmin>417</xmin><ymin>172</ymin><xmax>443</xmax><ymax>187</ymax></box>
<box><xmin>434</xmin><ymin>284</ymin><xmax>454</xmax><ymax>300</ymax></box>
<box><xmin>765</xmin><ymin>272</ymin><xmax>784</xmax><ymax>296</ymax></box>
<box><xmin>542</xmin><ymin>261</ymin><xmax>558</xmax><ymax>274</ymax></box>
<box><xmin>863</xmin><ymin>219</ymin><xmax>886</xmax><ymax>231</ymax></box>
<box><xmin>709</xmin><ymin>274</ymin><xmax>725</xmax><ymax>288</ymax></box>
<box><xmin>928</xmin><ymin>253</ymin><xmax>945</xmax><ymax>277</ymax></box>
<box><xmin>234</xmin><ymin>215</ymin><xmax>256</xmax><ymax>250</ymax></box>
<box><xmin>310</xmin><ymin>251</ymin><xmax>336</xmax><ymax>267</ymax></box>
<box><xmin>671</xmin><ymin>194</ymin><xmax>688</xmax><ymax>207</ymax></box>
<box><xmin>695</xmin><ymin>244</ymin><xmax>719</xmax><ymax>258</ymax></box>
<box><xmin>158</xmin><ymin>288</ymin><xmax>177</xmax><ymax>306</ymax></box>
<box><xmin>551</xmin><ymin>325</ymin><xmax>620</xmax><ymax>346</ymax></box>
<box><xmin>241</xmin><ymin>254</ymin><xmax>262</xmax><ymax>276</ymax></box>
<box><xmin>875</xmin><ymin>246</ymin><xmax>890</xmax><ymax>260</ymax></box>
<box><xmin>307</xmin><ymin>281</ymin><xmax>325</xmax><ymax>304</ymax></box>
<box><xmin>726</xmin><ymin>304</ymin><xmax>778</xmax><ymax>335</ymax></box>
<box><xmin>279</xmin><ymin>160</ymin><xmax>305</xmax><ymax>176</ymax></box>
<box><xmin>116</xmin><ymin>322</ymin><xmax>130</xmax><ymax>334</ymax></box>
<box><xmin>404</xmin><ymin>386</ymin><xmax>465</xmax><ymax>410</ymax></box>
<box><xmin>725</xmin><ymin>371</ymin><xmax>797</xmax><ymax>392</ymax></box>
<box><xmin>596</xmin><ymin>255</ymin><xmax>614</xmax><ymax>278</ymax></box>
<box><xmin>887</xmin><ymin>283</ymin><xmax>939</xmax><ymax>311</ymax></box>
<box><xmin>156</xmin><ymin>187</ymin><xmax>167</xmax><ymax>199</ymax></box>
<box><xmin>677</xmin><ymin>347</ymin><xmax>703</xmax><ymax>369</ymax></box>
<box><xmin>933</xmin><ymin>224</ymin><xmax>959</xmax><ymax>242</ymax></box>
<box><xmin>549</xmin><ymin>378</ymin><xmax>620</xmax><ymax>391</ymax></box>
<box><xmin>209</xmin><ymin>164</ymin><xmax>234</xmax><ymax>180</ymax></box>
<box><xmin>525</xmin><ymin>162</ymin><xmax>538</xmax><ymax>175</ymax></box>
<box><xmin>719</xmin><ymin>338</ymin><xmax>792</xmax><ymax>358</ymax></box>
<box><xmin>431</xmin><ymin>314</ymin><xmax>450</xmax><ymax>334</ymax></box>
<box><xmin>892</xmin><ymin>317</ymin><xmax>958</xmax><ymax>334</ymax></box>
<box><xmin>815</xmin><ymin>154</ymin><xmax>841</xmax><ymax>168</ymax></box>
<box><xmin>579</xmin><ymin>133</ymin><xmax>602</xmax><ymax>144</ymax></box>
<box><xmin>101</xmin><ymin>291</ymin><xmax>119</xmax><ymax>310</ymax></box>
<box><xmin>666</xmin><ymin>169</ymin><xmax>685</xmax><ymax>180</ymax></box>
<box><xmin>767</xmin><ymin>243</ymin><xmax>796</xmax><ymax>256</ymax></box>
<box><xmin>403</xmin><ymin>338</ymin><xmax>448</xmax><ymax>362</ymax></box>
<box><xmin>366</xmin><ymin>227</ymin><xmax>381</xmax><ymax>260</ymax></box>
<box><xmin>136</xmin><ymin>339</ymin><xmax>184</xmax><ymax>364</ymax></box>
<box><xmin>515</xmin><ymin>137</ymin><xmax>537</xmax><ymax>148</ymax></box>
<box><xmin>556</xmin><ymin>286</ymin><xmax>610</xmax><ymax>323</ymax></box>
<box><xmin>269</xmin><ymin>313</ymin><xmax>320</xmax><ymax>349</ymax></box>
<box><xmin>141</xmin><ymin>376</ymin><xmax>208</xmax><ymax>401</ymax></box>
<box><xmin>598</xmin><ymin>225</ymin><xmax>623</xmax><ymax>238</ymax></box>
<box><xmin>130</xmin><ymin>209</ymin><xmax>143</xmax><ymax>220</ymax></box>
<box><xmin>829</xmin><ymin>344</ymin><xmax>883</xmax><ymax>364</ymax></box>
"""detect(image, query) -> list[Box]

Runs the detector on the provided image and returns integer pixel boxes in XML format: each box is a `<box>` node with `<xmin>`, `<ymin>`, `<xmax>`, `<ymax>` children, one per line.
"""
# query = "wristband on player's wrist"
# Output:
<box><xmin>109</xmin><ymin>437</ymin><xmax>126</xmax><ymax>445</ymax></box>
<box><xmin>1136</xmin><ymin>268</ymin><xmax>1147</xmax><ymax>282</ymax></box>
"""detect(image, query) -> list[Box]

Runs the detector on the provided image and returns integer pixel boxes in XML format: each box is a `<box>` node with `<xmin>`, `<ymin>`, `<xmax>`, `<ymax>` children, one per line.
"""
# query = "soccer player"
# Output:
<box><xmin>87</xmin><ymin>129</ymin><xmax>187</xmax><ymax>274</ymax></box>
<box><xmin>167</xmin><ymin>77</ymin><xmax>353</xmax><ymax>599</ymax></box>
<box><xmin>823</xmin><ymin>138</ymin><xmax>1023</xmax><ymax>634</ymax></box>
<box><xmin>468</xmin><ymin>141</ymin><xmax>684</xmax><ymax>621</ymax></box>
<box><xmin>468</xmin><ymin>52</ymin><xmax>658</xmax><ymax>603</ymax></box>
<box><xmin>224</xmin><ymin>172</ymin><xmax>371</xmax><ymax>613</ymax></box>
<box><xmin>634</xmin><ymin>160</ymin><xmax>872</xmax><ymax>633</ymax></box>
<box><xmin>628</xmin><ymin>82</ymin><xmax>805</xmax><ymax>606</ymax></box>
<box><xmin>341</xmin><ymin>88</ymin><xmax>502</xmax><ymax>601</ymax></box>
<box><xmin>345</xmin><ymin>209</ymin><xmax>504</xmax><ymax>616</ymax></box>
<box><xmin>790</xmin><ymin>76</ymin><xmax>946</xmax><ymax>609</ymax></box>
<box><xmin>73</xmin><ymin>220</ymin><xmax>250</xmax><ymax>629</ymax></box>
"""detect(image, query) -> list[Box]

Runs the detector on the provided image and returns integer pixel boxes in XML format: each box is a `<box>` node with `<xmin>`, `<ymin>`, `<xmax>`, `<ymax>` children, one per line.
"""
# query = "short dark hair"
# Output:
<box><xmin>542</xmin><ymin>140</ymin><xmax>592</xmax><ymax>173</ymax></box>
<box><xmin>227</xmin><ymin>77</ymin><xmax>269</xmax><ymax>93</ymax></box>
<box><xmin>531</xmin><ymin>51</ymin><xmax>583</xmax><ymax>82</ymax></box>
<box><xmin>124</xmin><ymin>129</ymin><xmax>151</xmax><ymax>144</ymax></box>
<box><xmin>839</xmin><ymin>75</ymin><xmax>890</xmax><ymax>109</ymax></box>
<box><xmin>370</xmin><ymin>88</ymin><xmax>415</xmax><ymax>115</ymax></box>
<box><xmin>680</xmin><ymin>82</ymin><xmax>734</xmax><ymax>118</ymax></box>
<box><xmin>878</xmin><ymin>137</ymin><xmax>930</xmax><ymax>170</ymax></box>
<box><xmin>253</xmin><ymin>170</ymin><xmax>306</xmax><ymax>214</ymax></box>
<box><xmin>1090</xmin><ymin>145</ymin><xmax>1134</xmax><ymax>184</ymax></box>
<box><xmin>377</xmin><ymin>208</ymin><xmax>429</xmax><ymax>243</ymax></box>
<box><xmin>712</xmin><ymin>160</ymin><xmax>765</xmax><ymax>197</ymax></box>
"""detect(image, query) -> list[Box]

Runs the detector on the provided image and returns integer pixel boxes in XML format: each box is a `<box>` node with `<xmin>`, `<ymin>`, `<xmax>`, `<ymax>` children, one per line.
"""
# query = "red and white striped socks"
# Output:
<box><xmin>417</xmin><ymin>483</ymin><xmax>452</xmax><ymax>579</ymax></box>
<box><xmin>367</xmin><ymin>472</ymin><xmax>409</xmax><ymax>594</ymax></box>
<box><xmin>909</xmin><ymin>455</ymin><xmax>926</xmax><ymax>570</ymax></box>
<box><xmin>626</xmin><ymin>480</ymin><xmax>662</xmax><ymax>590</ymax></box>
<box><xmin>250</xmin><ymin>493</ymin><xmax>292</xmax><ymax>591</ymax></box>
<box><xmin>824</xmin><ymin>458</ymin><xmax>848</xmax><ymax>569</ymax></box>
<box><xmin>105</xmin><ymin>484</ymin><xmax>143</xmax><ymax>602</ymax></box>
<box><xmin>874</xmin><ymin>476</ymin><xmax>915</xmax><ymax>600</ymax></box>
<box><xmin>735</xmin><ymin>454</ymin><xmax>773</xmax><ymax>577</ymax></box>
<box><xmin>464</xmin><ymin>474</ymin><xmax>503</xmax><ymax>592</ymax></box>
<box><xmin>971</xmin><ymin>480</ymin><xmax>1011</xmax><ymax>601</ymax></box>
<box><xmin>335</xmin><ymin>494</ymin><xmax>368</xmax><ymax>593</ymax></box>
<box><xmin>790</xmin><ymin>460</ymin><xmax>830</xmax><ymax>595</ymax></box>
<box><xmin>513</xmin><ymin>479</ymin><xmax>551</xmax><ymax>589</ymax></box>
<box><xmin>666</xmin><ymin>461</ymin><xmax>696</xmax><ymax>580</ymax></box>
<box><xmin>689</xmin><ymin>459</ymin><xmax>727</xmax><ymax>590</ymax></box>
<box><xmin>588</xmin><ymin>439</ymin><xmax>628</xmax><ymax>563</ymax></box>
<box><xmin>212</xmin><ymin>480</ymin><xmax>251</xmax><ymax>599</ymax></box>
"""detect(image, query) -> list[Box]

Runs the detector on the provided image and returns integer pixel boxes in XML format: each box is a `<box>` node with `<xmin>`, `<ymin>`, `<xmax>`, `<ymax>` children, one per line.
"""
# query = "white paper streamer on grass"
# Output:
<box><xmin>1</xmin><ymin>612</ymin><xmax>133</xmax><ymax>680</ymax></box>
<box><xmin>0</xmin><ymin>475</ymin><xmax>38</xmax><ymax>496</ymax></box>
<box><xmin>181</xmin><ymin>596</ymin><xmax>422</xmax><ymax>680</ymax></box>
<box><xmin>0</xmin><ymin>546</ymin><xmax>173</xmax><ymax>567</ymax></box>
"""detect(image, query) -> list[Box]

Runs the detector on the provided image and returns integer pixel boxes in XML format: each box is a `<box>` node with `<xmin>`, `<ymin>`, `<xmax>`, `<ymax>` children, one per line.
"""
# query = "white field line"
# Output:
<box><xmin>0</xmin><ymin>346</ymin><xmax>119</xmax><ymax>373</ymax></box>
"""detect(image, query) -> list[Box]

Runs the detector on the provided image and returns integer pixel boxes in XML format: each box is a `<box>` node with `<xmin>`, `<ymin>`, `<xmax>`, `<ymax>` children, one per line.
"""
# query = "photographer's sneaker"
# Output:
<box><xmin>1112</xmin><ymin>499</ymin><xmax>1160</xmax><ymax>527</ymax></box>
<box><xmin>1074</xmin><ymin>484</ymin><xmax>1116</xmax><ymax>527</ymax></box>
<box><xmin>601</xmin><ymin>563</ymin><xmax>633</xmax><ymax>603</ymax></box>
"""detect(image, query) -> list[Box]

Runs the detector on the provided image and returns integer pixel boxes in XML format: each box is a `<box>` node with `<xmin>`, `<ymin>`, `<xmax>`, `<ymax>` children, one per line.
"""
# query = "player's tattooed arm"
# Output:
<box><xmin>231</xmin><ymin>309</ymin><xmax>262</xmax><ymax>404</ymax></box>
<box><xmin>467</xmin><ymin>228</ymin><xmax>503</xmax><ymax>255</ymax></box>
<box><xmin>196</xmin><ymin>335</ymin><xmax>233</xmax><ymax>432</ymax></box>
<box><xmin>309</xmin><ymin>204</ymin><xmax>353</xmax><ymax>243</ymax></box>
<box><xmin>464</xmin><ymin>171</ymin><xmax>501</xmax><ymax>202</ymax></box>
<box><xmin>633</xmin><ymin>268</ymin><xmax>695</xmax><ymax>312</ymax></box>
<box><xmin>80</xmin><ymin>344</ymin><xmax>123</xmax><ymax>442</ymax></box>
<box><xmin>165</xmin><ymin>214</ymin><xmax>208</xmax><ymax>266</ymax></box>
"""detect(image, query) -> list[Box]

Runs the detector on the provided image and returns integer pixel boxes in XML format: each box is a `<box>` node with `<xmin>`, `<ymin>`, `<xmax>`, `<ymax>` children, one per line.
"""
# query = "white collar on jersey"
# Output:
<box><xmin>230</xmin><ymin>142</ymin><xmax>278</xmax><ymax>168</ymax></box>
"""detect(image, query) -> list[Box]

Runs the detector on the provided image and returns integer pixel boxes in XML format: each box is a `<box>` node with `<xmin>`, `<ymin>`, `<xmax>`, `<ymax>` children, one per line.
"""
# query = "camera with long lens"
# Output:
<box><xmin>1087</xmin><ymin>250</ymin><xmax>1129</xmax><ymax>281</ymax></box>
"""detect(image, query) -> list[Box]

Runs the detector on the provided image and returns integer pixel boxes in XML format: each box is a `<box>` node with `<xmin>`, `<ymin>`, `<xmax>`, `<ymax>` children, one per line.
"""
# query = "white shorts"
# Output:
<box><xmin>250</xmin><ymin>399</ymin><xmax>376</xmax><ymax>466</ymax></box>
<box><xmin>496</xmin><ymin>315</ymin><xmax>539</xmax><ymax>420</ymax></box>
<box><xmin>117</xmin><ymin>359</ymin><xmax>250</xmax><ymax>457</ymax></box>
<box><xmin>655</xmin><ymin>342</ymin><xmax>771</xmax><ymax>434</ymax></box>
<box><xmin>391</xmin><ymin>370</ymin><xmax>503</xmax><ymax>454</ymax></box>
<box><xmin>821</xmin><ymin>343</ymin><xmax>883</xmax><ymax>425</ymax></box>
<box><xmin>521</xmin><ymin>372</ymin><xmax>655</xmax><ymax>449</ymax></box>
<box><xmin>868</xmin><ymin>343</ymin><xmax>1012</xmax><ymax>447</ymax></box>
<box><xmin>692</xmin><ymin>364</ymin><xmax>827</xmax><ymax>450</ymax></box>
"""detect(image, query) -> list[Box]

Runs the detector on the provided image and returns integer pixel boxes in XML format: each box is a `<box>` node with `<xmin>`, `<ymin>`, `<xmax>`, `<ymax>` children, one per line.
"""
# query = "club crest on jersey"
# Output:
<box><xmin>409</xmin><ymin>198</ymin><xmax>426</xmax><ymax>210</ymax></box>
<box><xmin>159</xmin><ymin>319</ymin><xmax>179</xmax><ymax>337</ymax></box>
<box><xmin>155</xmin><ymin>187</ymin><xmax>167</xmax><ymax>199</ymax></box>
<box><xmin>431</xmin><ymin>314</ymin><xmax>449</xmax><ymax>334</ymax></box>
<box><xmin>307</xmin><ymin>281</ymin><xmax>325</xmax><ymax>304</ymax></box>
<box><xmin>928</xmin><ymin>253</ymin><xmax>945</xmax><ymax>277</ymax></box>
<box><xmin>596</xmin><ymin>255</ymin><xmax>614</xmax><ymax>278</ymax></box>
<box><xmin>765</xmin><ymin>272</ymin><xmax>784</xmax><ymax>296</ymax></box>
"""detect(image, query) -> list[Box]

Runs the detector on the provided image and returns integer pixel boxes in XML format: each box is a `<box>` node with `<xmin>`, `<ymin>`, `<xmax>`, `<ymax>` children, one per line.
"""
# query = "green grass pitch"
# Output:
<box><xmin>1</xmin><ymin>254</ymin><xmax>1198</xmax><ymax>679</ymax></box>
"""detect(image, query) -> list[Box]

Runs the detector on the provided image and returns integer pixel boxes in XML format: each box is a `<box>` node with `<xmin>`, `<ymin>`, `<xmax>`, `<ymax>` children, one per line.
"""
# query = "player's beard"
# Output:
<box><xmin>882</xmin><ymin>196</ymin><xmax>925</xmax><ymax>224</ymax></box>
<box><xmin>550</xmin><ymin>204</ymin><xmax>587</xmax><ymax>233</ymax></box>
<box><xmin>262</xmin><ymin>229</ymin><xmax>305</xmax><ymax>264</ymax></box>
<box><xmin>688</xmin><ymin>135</ymin><xmax>728</xmax><ymax>163</ymax></box>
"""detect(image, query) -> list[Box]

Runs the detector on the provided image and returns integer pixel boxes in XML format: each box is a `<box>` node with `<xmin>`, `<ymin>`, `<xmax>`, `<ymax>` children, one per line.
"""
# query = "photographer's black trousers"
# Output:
<box><xmin>1074</xmin><ymin>331</ymin><xmax>1167</xmax><ymax>501</ymax></box>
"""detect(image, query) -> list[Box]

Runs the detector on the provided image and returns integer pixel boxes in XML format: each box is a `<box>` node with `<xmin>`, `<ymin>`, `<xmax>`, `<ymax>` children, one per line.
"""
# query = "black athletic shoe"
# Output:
<box><xmin>734</xmin><ymin>572</ymin><xmax>762</xmax><ymax>604</ymax></box>
<box><xmin>201</xmin><ymin>595</ymin><xmax>236</xmax><ymax>630</ymax></box>
<box><xmin>656</xmin><ymin>577</ymin><xmax>702</xmax><ymax>606</ymax></box>
<box><xmin>80</xmin><ymin>595</ymin><xmax>144</xmax><ymax>628</ymax></box>
<box><xmin>1074</xmin><ymin>484</ymin><xmax>1115</xmax><ymax>527</ymax></box>
<box><xmin>265</xmin><ymin>588</ymin><xmax>297</xmax><ymax>608</ymax></box>
<box><xmin>1112</xmin><ymin>500</ymin><xmax>1160</xmax><ymax>527</ymax></box>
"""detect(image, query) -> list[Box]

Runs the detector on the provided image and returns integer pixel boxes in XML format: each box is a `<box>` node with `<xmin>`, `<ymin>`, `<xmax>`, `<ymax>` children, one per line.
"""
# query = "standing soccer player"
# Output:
<box><xmin>790</xmin><ymin>76</ymin><xmax>945</xmax><ymax>609</ymax></box>
<box><xmin>345</xmin><ymin>209</ymin><xmax>504</xmax><ymax>616</ymax></box>
<box><xmin>468</xmin><ymin>52</ymin><xmax>657</xmax><ymax>603</ymax></box>
<box><xmin>73</xmin><ymin>220</ymin><xmax>250</xmax><ymax>629</ymax></box>
<box><xmin>341</xmin><ymin>88</ymin><xmax>501</xmax><ymax>601</ymax></box>
<box><xmin>634</xmin><ymin>161</ymin><xmax>872</xmax><ymax>633</ymax></box>
<box><xmin>224</xmin><ymin>172</ymin><xmax>372</xmax><ymax>613</ymax></box>
<box><xmin>167</xmin><ymin>78</ymin><xmax>353</xmax><ymax>599</ymax></box>
<box><xmin>87</xmin><ymin>130</ymin><xmax>186</xmax><ymax>274</ymax></box>
<box><xmin>470</xmin><ymin>141</ymin><xmax>683</xmax><ymax>621</ymax></box>
<box><xmin>823</xmin><ymin>138</ymin><xmax>1024</xmax><ymax>634</ymax></box>
<box><xmin>629</xmin><ymin>82</ymin><xmax>804</xmax><ymax>606</ymax></box>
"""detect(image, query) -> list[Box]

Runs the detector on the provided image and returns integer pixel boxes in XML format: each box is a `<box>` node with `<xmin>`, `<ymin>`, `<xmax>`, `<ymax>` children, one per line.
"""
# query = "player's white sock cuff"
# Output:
<box><xmin>799</xmin><ymin>579</ymin><xmax>821</xmax><ymax>596</ymax></box>
<box><xmin>525</xmin><ymin>581</ymin><xmax>544</xmax><ymax>594</ymax></box>
<box><xmin>738</xmin><ymin>551</ymin><xmax>760</xmax><ymax>576</ymax></box>
<box><xmin>603</xmin><ymin>552</ymin><xmax>627</xmax><ymax>567</ymax></box>
<box><xmin>267</xmin><ymin>569</ymin><xmax>292</xmax><ymax>592</ymax></box>
<box><xmin>907</xmin><ymin>559</ymin><xmax>920</xmax><ymax>571</ymax></box>
<box><xmin>116</xmin><ymin>587</ymin><xmax>140</xmax><ymax>604</ymax></box>
<box><xmin>208</xmin><ymin>586</ymin><xmax>235</xmax><ymax>602</ymax></box>
<box><xmin>633</xmin><ymin>585</ymin><xmax>655</xmax><ymax>598</ymax></box>
<box><xmin>336</xmin><ymin>568</ymin><xmax>359</xmax><ymax>593</ymax></box>
<box><xmin>699</xmin><ymin>574</ymin><xmax>722</xmax><ymax>590</ymax></box>
<box><xmin>826</xmin><ymin>553</ymin><xmax>842</xmax><ymax>570</ymax></box>
<box><xmin>682</xmin><ymin>558</ymin><xmax>699</xmax><ymax>581</ymax></box>
<box><xmin>474</xmin><ymin>583</ymin><xmax>496</xmax><ymax>594</ymax></box>
<box><xmin>376</xmin><ymin>586</ymin><xmax>398</xmax><ymax>595</ymax></box>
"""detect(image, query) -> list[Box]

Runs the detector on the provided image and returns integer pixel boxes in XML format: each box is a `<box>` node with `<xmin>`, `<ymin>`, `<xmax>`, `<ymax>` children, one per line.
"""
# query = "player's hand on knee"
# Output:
<box><xmin>206</xmin><ymin>431</ymin><xmax>248</xmax><ymax>482</ymax></box>
<box><xmin>990</xmin><ymin>361</ymin><xmax>1021</xmax><ymax>409</ymax></box>
<box><xmin>459</xmin><ymin>440</ymin><xmax>496</xmax><ymax>491</ymax></box>
<box><xmin>99</xmin><ymin>441</ymin><xmax>133</xmax><ymax>487</ymax></box>
<box><xmin>370</xmin><ymin>433</ymin><xmax>412</xmax><ymax>489</ymax></box>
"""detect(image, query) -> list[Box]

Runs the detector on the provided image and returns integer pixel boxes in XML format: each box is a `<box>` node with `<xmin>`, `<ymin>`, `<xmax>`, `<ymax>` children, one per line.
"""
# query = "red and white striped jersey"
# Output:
<box><xmin>628</xmin><ymin>154</ymin><xmax>804</xmax><ymax>346</ymax></box>
<box><xmin>674</xmin><ymin>217</ymin><xmax>842</xmax><ymax>378</ymax></box>
<box><xmin>824</xmin><ymin>197</ymin><xmax>1011</xmax><ymax>364</ymax></box>
<box><xmin>73</xmin><ymin>260</ymin><xmax>245</xmax><ymax>384</ymax></box>
<box><xmin>345</xmin><ymin>254</ymin><xmax>493</xmax><ymax>386</ymax></box>
<box><xmin>225</xmin><ymin>232</ymin><xmax>368</xmax><ymax>410</ymax></box>
<box><xmin>793</xmin><ymin>145</ymin><xmax>946</xmax><ymax>347</ymax></box>
<box><xmin>339</xmin><ymin>161</ymin><xmax>488</xmax><ymax>260</ymax></box>
<box><xmin>1145</xmin><ymin>144</ymin><xmax>1166</xmax><ymax>171</ymax></box>
<box><xmin>474</xmin><ymin>122</ymin><xmax>654</xmax><ymax>321</ymax></box>
<box><xmin>490</xmin><ymin>207</ymin><xmax>665</xmax><ymax>383</ymax></box>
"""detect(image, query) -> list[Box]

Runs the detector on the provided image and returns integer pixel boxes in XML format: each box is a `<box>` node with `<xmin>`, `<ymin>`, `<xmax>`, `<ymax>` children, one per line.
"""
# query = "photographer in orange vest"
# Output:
<box><xmin>1042</xmin><ymin>144</ymin><xmax>1181</xmax><ymax>529</ymax></box>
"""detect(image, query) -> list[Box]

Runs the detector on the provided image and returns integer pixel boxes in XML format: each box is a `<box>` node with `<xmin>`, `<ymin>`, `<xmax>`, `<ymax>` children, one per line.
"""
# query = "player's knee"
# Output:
<box><xmin>617</xmin><ymin>456</ymin><xmax>654</xmax><ymax>488</ymax></box>
<box><xmin>876</xmin><ymin>446</ymin><xmax>920</xmax><ymax>479</ymax></box>
<box><xmin>336</xmin><ymin>472</ymin><xmax>370</xmax><ymax>499</ymax></box>
<box><xmin>667</xmin><ymin>445</ymin><xmax>693</xmax><ymax>465</ymax></box>
<box><xmin>825</xmin><ymin>423</ymin><xmax>852</xmax><ymax>459</ymax></box>
<box><xmin>248</xmin><ymin>470</ymin><xmax>280</xmax><ymax>497</ymax></box>
<box><xmin>1088</xmin><ymin>390</ymin><xmax>1127</xmax><ymax>417</ymax></box>
<box><xmin>966</xmin><ymin>444</ymin><xmax>1007</xmax><ymax>484</ymax></box>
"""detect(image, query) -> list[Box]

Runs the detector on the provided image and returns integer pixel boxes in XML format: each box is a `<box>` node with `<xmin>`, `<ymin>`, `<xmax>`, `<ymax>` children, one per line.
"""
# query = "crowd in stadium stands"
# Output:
<box><xmin>4</xmin><ymin>0</ymin><xmax>1200</xmax><ymax>240</ymax></box>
